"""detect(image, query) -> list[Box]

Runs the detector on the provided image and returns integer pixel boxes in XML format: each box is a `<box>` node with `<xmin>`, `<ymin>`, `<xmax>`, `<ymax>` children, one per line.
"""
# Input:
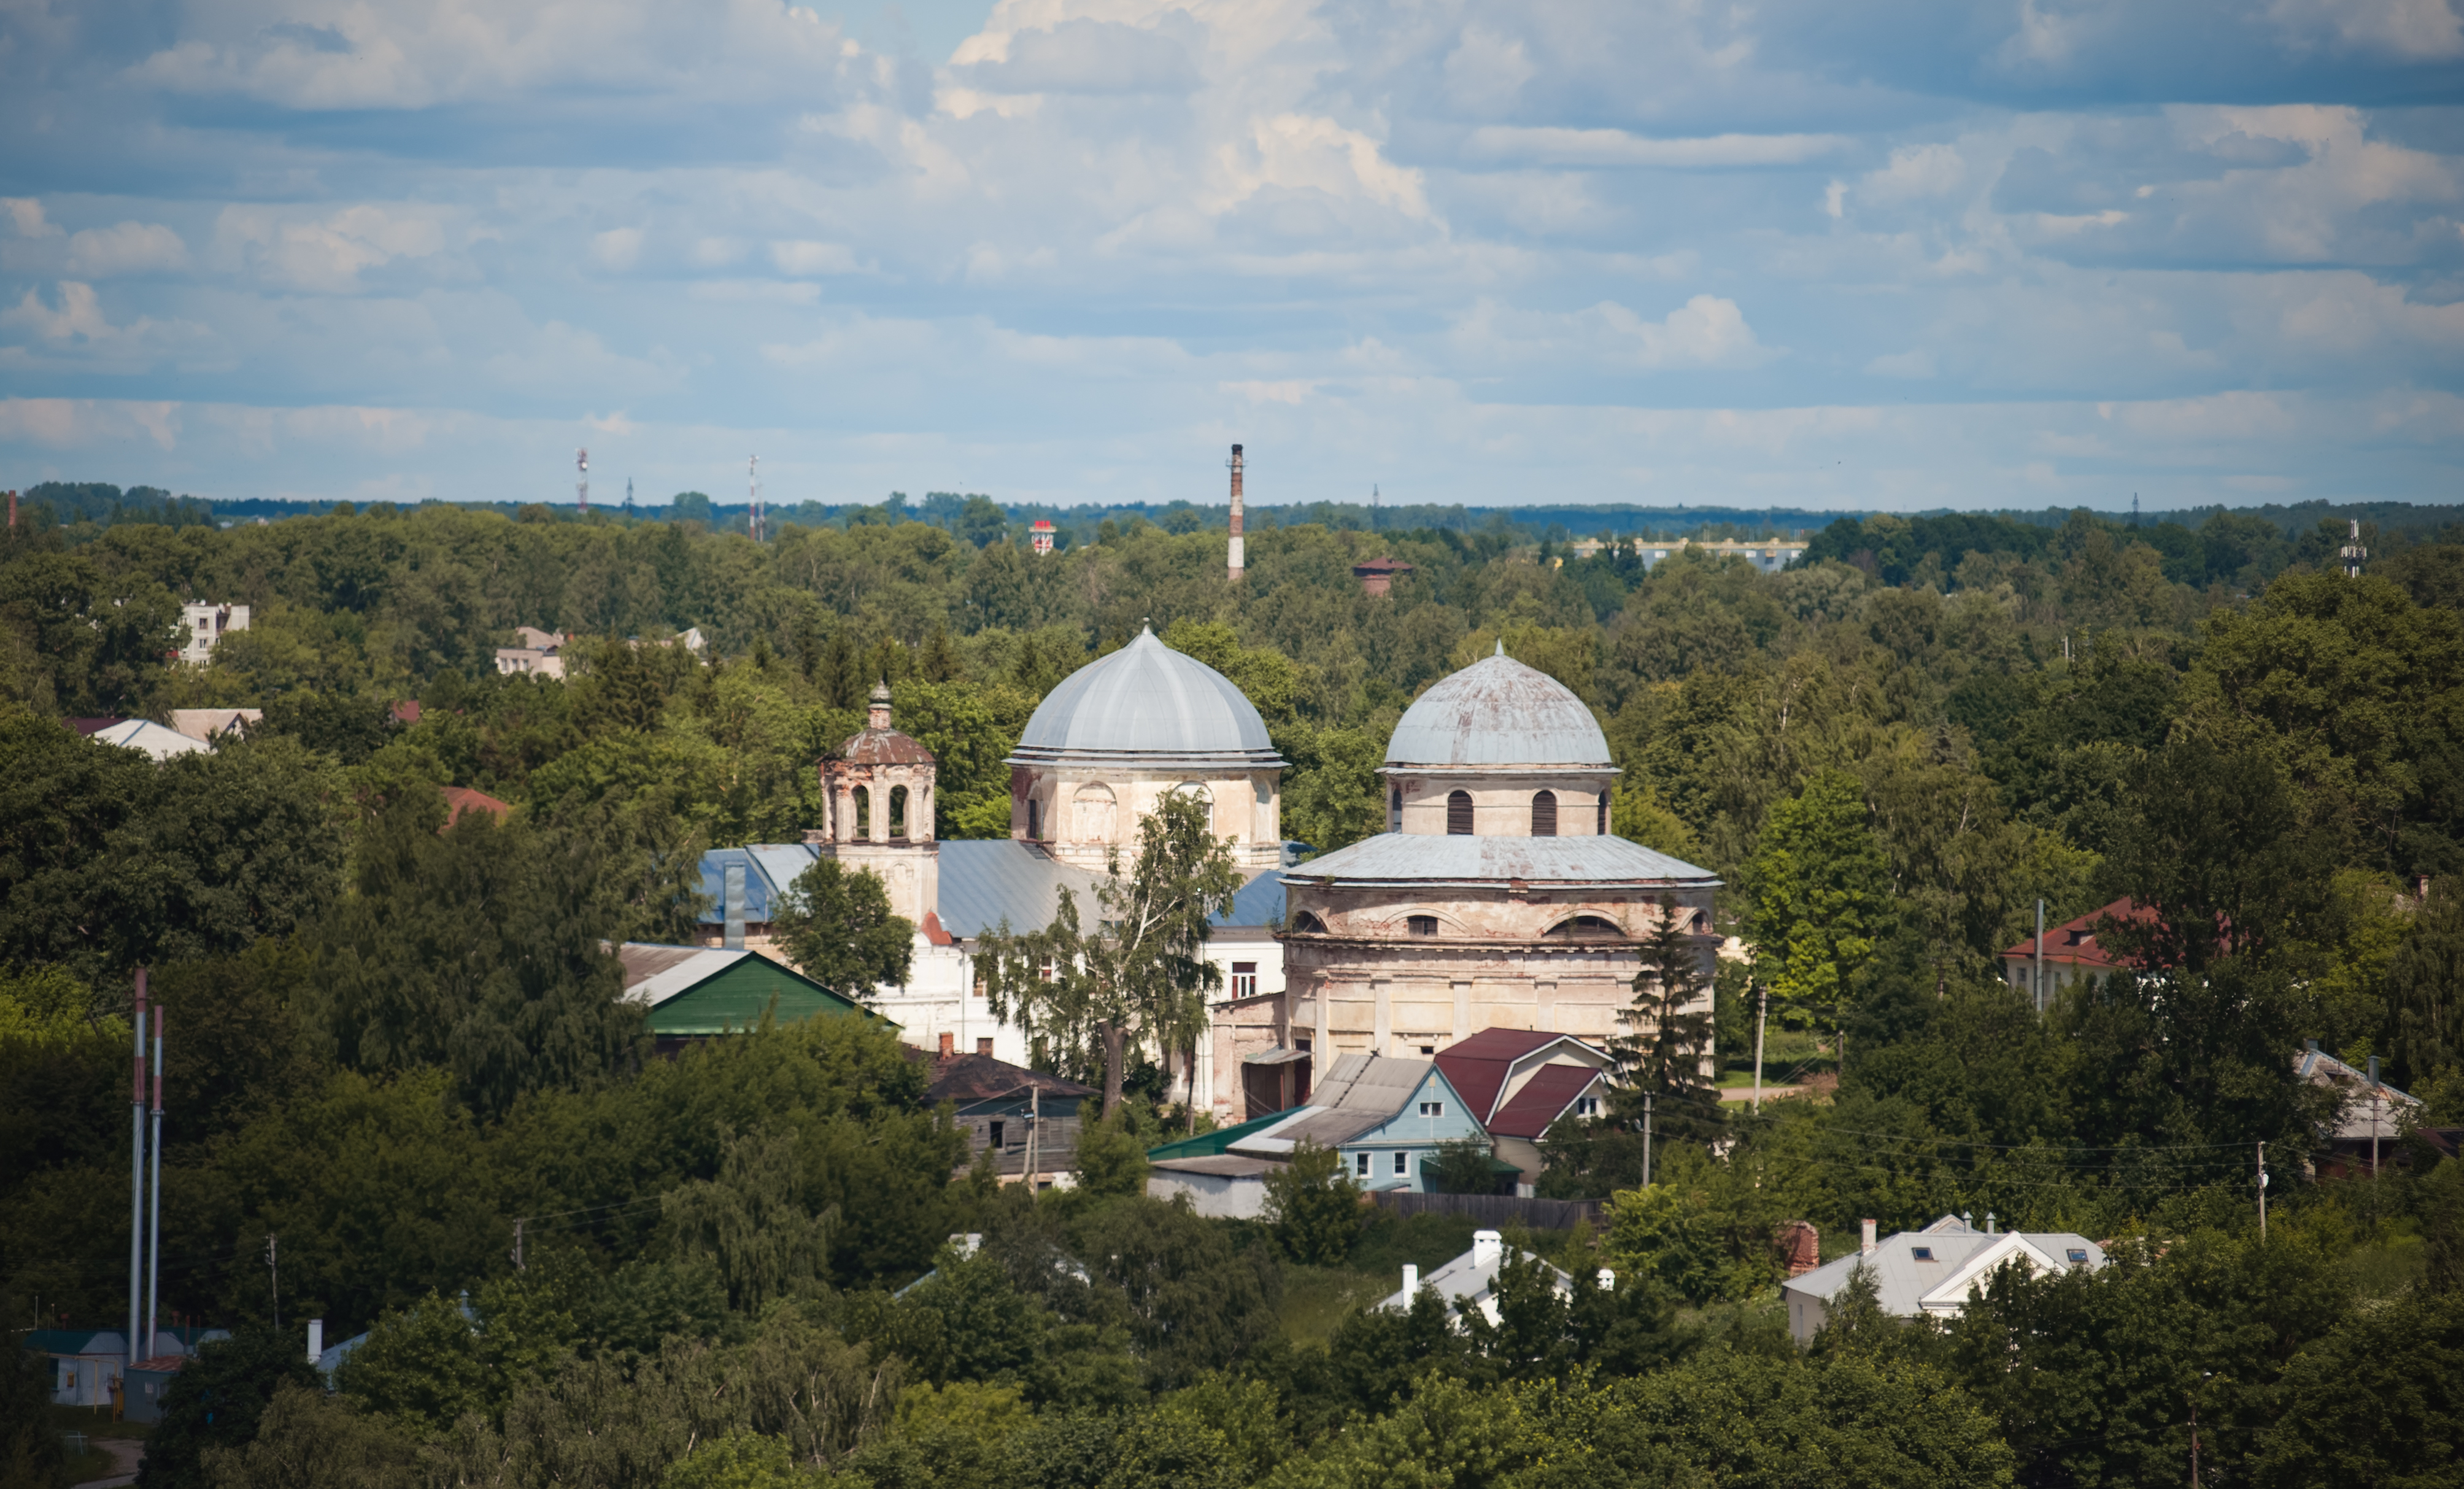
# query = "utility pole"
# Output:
<box><xmin>2257</xmin><ymin>1142</ymin><xmax>2268</xmax><ymax>1239</ymax></box>
<box><xmin>148</xmin><ymin>1007</ymin><xmax>163</xmax><ymax>1360</ymax></box>
<box><xmin>2369</xmin><ymin>1055</ymin><xmax>2383</xmax><ymax>1211</ymax></box>
<box><xmin>1751</xmin><ymin>982</ymin><xmax>1767</xmax><ymax>1113</ymax></box>
<box><xmin>576</xmin><ymin>447</ymin><xmax>589</xmax><ymax>514</ymax></box>
<box><xmin>2189</xmin><ymin>1394</ymin><xmax>2200</xmax><ymax>1488</ymax></box>
<box><xmin>1642</xmin><ymin>1091</ymin><xmax>1655</xmax><ymax>1188</ymax></box>
<box><xmin>128</xmin><ymin>969</ymin><xmax>147</xmax><ymax>1382</ymax></box>
<box><xmin>265</xmin><ymin>1234</ymin><xmax>279</xmax><ymax>1328</ymax></box>
<box><xmin>2034</xmin><ymin>899</ymin><xmax>2046</xmax><ymax>1014</ymax></box>
<box><xmin>510</xmin><ymin>1219</ymin><xmax>525</xmax><ymax>1274</ymax></box>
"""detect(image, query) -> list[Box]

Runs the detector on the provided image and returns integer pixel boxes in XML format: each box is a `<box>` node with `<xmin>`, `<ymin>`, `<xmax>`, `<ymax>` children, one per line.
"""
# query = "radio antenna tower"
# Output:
<box><xmin>625</xmin><ymin>477</ymin><xmax>635</xmax><ymax>516</ymax></box>
<box><xmin>576</xmin><ymin>448</ymin><xmax>590</xmax><ymax>513</ymax></box>
<box><xmin>749</xmin><ymin>454</ymin><xmax>763</xmax><ymax>543</ymax></box>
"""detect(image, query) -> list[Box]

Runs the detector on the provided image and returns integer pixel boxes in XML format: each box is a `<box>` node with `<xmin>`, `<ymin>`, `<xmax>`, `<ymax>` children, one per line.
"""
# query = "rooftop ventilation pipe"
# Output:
<box><xmin>724</xmin><ymin>863</ymin><xmax>746</xmax><ymax>949</ymax></box>
<box><xmin>1860</xmin><ymin>1219</ymin><xmax>1877</xmax><ymax>1256</ymax></box>
<box><xmin>1402</xmin><ymin>1263</ymin><xmax>1418</xmax><ymax>1298</ymax></box>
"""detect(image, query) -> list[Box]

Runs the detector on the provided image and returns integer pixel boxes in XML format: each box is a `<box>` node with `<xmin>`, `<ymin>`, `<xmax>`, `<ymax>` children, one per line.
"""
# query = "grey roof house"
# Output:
<box><xmin>1782</xmin><ymin>1214</ymin><xmax>2107</xmax><ymax>1344</ymax></box>
<box><xmin>1374</xmin><ymin>1228</ymin><xmax>1589</xmax><ymax>1328</ymax></box>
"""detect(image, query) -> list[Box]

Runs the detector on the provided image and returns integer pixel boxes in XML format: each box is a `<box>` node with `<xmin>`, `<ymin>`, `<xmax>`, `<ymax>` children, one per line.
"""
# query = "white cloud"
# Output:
<box><xmin>1859</xmin><ymin>143</ymin><xmax>1969</xmax><ymax>204</ymax></box>
<box><xmin>1866</xmin><ymin>349</ymin><xmax>1937</xmax><ymax>378</ymax></box>
<box><xmin>1453</xmin><ymin>293</ymin><xmax>1773</xmax><ymax>371</ymax></box>
<box><xmin>3</xmin><ymin>199</ymin><xmax>62</xmax><ymax>238</ymax></box>
<box><xmin>592</xmin><ymin>228</ymin><xmax>644</xmax><ymax>271</ymax></box>
<box><xmin>214</xmin><ymin>205</ymin><xmax>452</xmax><ymax>292</ymax></box>
<box><xmin>1464</xmin><ymin>128</ymin><xmax>1848</xmax><ymax>169</ymax></box>
<box><xmin>2268</xmin><ymin>0</ymin><xmax>2464</xmax><ymax>59</ymax></box>
<box><xmin>770</xmin><ymin>240</ymin><xmax>863</xmax><ymax>276</ymax></box>
<box><xmin>68</xmin><ymin>222</ymin><xmax>190</xmax><ymax>276</ymax></box>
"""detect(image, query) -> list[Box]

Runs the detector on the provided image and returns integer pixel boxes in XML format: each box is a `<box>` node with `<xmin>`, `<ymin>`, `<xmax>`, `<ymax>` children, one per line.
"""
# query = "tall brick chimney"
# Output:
<box><xmin>1227</xmin><ymin>443</ymin><xmax>1245</xmax><ymax>581</ymax></box>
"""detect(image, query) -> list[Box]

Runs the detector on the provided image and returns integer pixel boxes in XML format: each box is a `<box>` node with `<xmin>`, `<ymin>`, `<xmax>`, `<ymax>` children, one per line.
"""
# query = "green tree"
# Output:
<box><xmin>978</xmin><ymin>792</ymin><xmax>1240</xmax><ymax>1112</ymax></box>
<box><xmin>315</xmin><ymin>799</ymin><xmax>647</xmax><ymax>1116</ymax></box>
<box><xmin>1742</xmin><ymin>769</ymin><xmax>1891</xmax><ymax>1035</ymax></box>
<box><xmin>1426</xmin><ymin>1136</ymin><xmax>1504</xmax><ymax>1196</ymax></box>
<box><xmin>1608</xmin><ymin>894</ymin><xmax>1723</xmax><ymax>1146</ymax></box>
<box><xmin>774</xmin><ymin>857</ymin><xmax>913</xmax><ymax>1004</ymax></box>
<box><xmin>139</xmin><ymin>1329</ymin><xmax>324</xmax><ymax>1489</ymax></box>
<box><xmin>1262</xmin><ymin>1140</ymin><xmax>1363</xmax><ymax>1265</ymax></box>
<box><xmin>2250</xmin><ymin>1290</ymin><xmax>2464</xmax><ymax>1488</ymax></box>
<box><xmin>662</xmin><ymin>1127</ymin><xmax>840</xmax><ymax>1313</ymax></box>
<box><xmin>2389</xmin><ymin>876</ymin><xmax>2464</xmax><ymax>1086</ymax></box>
<box><xmin>199</xmin><ymin>1381</ymin><xmax>423</xmax><ymax>1489</ymax></box>
<box><xmin>1071</xmin><ymin>1111</ymin><xmax>1152</xmax><ymax>1197</ymax></box>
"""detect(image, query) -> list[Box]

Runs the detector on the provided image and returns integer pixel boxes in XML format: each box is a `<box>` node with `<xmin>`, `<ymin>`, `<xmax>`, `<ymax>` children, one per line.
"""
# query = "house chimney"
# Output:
<box><xmin>868</xmin><ymin>681</ymin><xmax>892</xmax><ymax>733</ymax></box>
<box><xmin>1860</xmin><ymin>1219</ymin><xmax>1877</xmax><ymax>1256</ymax></box>
<box><xmin>306</xmin><ymin>1318</ymin><xmax>323</xmax><ymax>1364</ymax></box>
<box><xmin>724</xmin><ymin>863</ymin><xmax>746</xmax><ymax>949</ymax></box>
<box><xmin>1227</xmin><ymin>443</ymin><xmax>1245</xmax><ymax>581</ymax></box>
<box><xmin>938</xmin><ymin>1031</ymin><xmax>954</xmax><ymax>1058</ymax></box>
<box><xmin>1401</xmin><ymin>1263</ymin><xmax>1418</xmax><ymax>1298</ymax></box>
<box><xmin>1472</xmin><ymin>1229</ymin><xmax>1503</xmax><ymax>1269</ymax></box>
<box><xmin>1985</xmin><ymin>1212</ymin><xmax>1998</xmax><ymax>1235</ymax></box>
<box><xmin>1596</xmin><ymin>1267</ymin><xmax>1616</xmax><ymax>1290</ymax></box>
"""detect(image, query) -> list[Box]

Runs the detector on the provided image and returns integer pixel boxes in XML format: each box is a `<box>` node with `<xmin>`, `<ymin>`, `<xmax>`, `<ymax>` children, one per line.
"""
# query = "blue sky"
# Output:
<box><xmin>2</xmin><ymin>0</ymin><xmax>2460</xmax><ymax>511</ymax></box>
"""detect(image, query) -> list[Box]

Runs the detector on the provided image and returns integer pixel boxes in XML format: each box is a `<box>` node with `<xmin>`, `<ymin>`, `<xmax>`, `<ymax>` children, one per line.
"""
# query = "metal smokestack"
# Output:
<box><xmin>1227</xmin><ymin>443</ymin><xmax>1245</xmax><ymax>581</ymax></box>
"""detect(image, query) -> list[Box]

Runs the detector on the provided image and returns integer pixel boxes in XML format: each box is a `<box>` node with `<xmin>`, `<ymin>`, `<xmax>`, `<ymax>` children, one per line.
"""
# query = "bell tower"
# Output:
<box><xmin>815</xmin><ymin>682</ymin><xmax>940</xmax><ymax>929</ymax></box>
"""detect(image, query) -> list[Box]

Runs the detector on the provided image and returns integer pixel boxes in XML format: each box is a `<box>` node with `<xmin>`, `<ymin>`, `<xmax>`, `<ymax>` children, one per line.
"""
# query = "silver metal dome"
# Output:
<box><xmin>1384</xmin><ymin>646</ymin><xmax>1612</xmax><ymax>770</ymax></box>
<box><xmin>1008</xmin><ymin>627</ymin><xmax>1284</xmax><ymax>767</ymax></box>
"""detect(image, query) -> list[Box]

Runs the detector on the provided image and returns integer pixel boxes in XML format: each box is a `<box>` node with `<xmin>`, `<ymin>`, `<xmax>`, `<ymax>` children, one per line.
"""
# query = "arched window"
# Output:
<box><xmin>1169</xmin><ymin>783</ymin><xmax>1215</xmax><ymax>835</ymax></box>
<box><xmin>889</xmin><ymin>784</ymin><xmax>910</xmax><ymax>839</ymax></box>
<box><xmin>852</xmin><ymin>785</ymin><xmax>871</xmax><ymax>841</ymax></box>
<box><xmin>1073</xmin><ymin>783</ymin><xmax>1117</xmax><ymax>843</ymax></box>
<box><xmin>1407</xmin><ymin>915</ymin><xmax>1439</xmax><ymax>937</ymax></box>
<box><xmin>1292</xmin><ymin>911</ymin><xmax>1328</xmax><ymax>934</ymax></box>
<box><xmin>1446</xmin><ymin>791</ymin><xmax>1473</xmax><ymax>835</ymax></box>
<box><xmin>1596</xmin><ymin>792</ymin><xmax>1608</xmax><ymax>836</ymax></box>
<box><xmin>1025</xmin><ymin>798</ymin><xmax>1041</xmax><ymax>840</ymax></box>
<box><xmin>1547</xmin><ymin>915</ymin><xmax>1623</xmax><ymax>939</ymax></box>
<box><xmin>1389</xmin><ymin>787</ymin><xmax>1402</xmax><ymax>828</ymax></box>
<box><xmin>1532</xmin><ymin>791</ymin><xmax>1558</xmax><ymax>837</ymax></box>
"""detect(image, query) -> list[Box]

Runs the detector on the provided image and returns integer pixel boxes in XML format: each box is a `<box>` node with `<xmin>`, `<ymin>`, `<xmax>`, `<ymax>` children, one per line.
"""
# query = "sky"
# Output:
<box><xmin>1</xmin><ymin>0</ymin><xmax>2462</xmax><ymax>512</ymax></box>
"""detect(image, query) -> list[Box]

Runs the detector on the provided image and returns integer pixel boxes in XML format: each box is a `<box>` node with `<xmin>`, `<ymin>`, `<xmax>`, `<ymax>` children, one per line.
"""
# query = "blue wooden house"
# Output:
<box><xmin>1222</xmin><ymin>1053</ymin><xmax>1488</xmax><ymax>1193</ymax></box>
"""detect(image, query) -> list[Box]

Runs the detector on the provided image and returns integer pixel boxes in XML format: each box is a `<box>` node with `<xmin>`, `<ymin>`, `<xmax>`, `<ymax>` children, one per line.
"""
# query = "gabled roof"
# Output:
<box><xmin>619</xmin><ymin>945</ymin><xmax>754</xmax><ymax>1007</ymax></box>
<box><xmin>1432</xmin><ymin>1029</ymin><xmax>1609</xmax><ymax>1120</ymax></box>
<box><xmin>2296</xmin><ymin>1045</ymin><xmax>2420</xmax><ymax>1142</ymax></box>
<box><xmin>1489</xmin><ymin>1064</ymin><xmax>1604</xmax><ymax>1139</ymax></box>
<box><xmin>614</xmin><ymin>943</ymin><xmax>873</xmax><ymax>1032</ymax></box>
<box><xmin>923</xmin><ymin>1051</ymin><xmax>1094</xmax><ymax>1104</ymax></box>
<box><xmin>1148</xmin><ymin>1108</ymin><xmax>1292</xmax><ymax>1161</ymax></box>
<box><xmin>88</xmin><ymin>719</ymin><xmax>209</xmax><ymax>760</ymax></box>
<box><xmin>1999</xmin><ymin>897</ymin><xmax>2150</xmax><ymax>970</ymax></box>
<box><xmin>1229</xmin><ymin>1054</ymin><xmax>1465</xmax><ymax>1155</ymax></box>
<box><xmin>1375</xmin><ymin>1238</ymin><xmax>1571</xmax><ymax>1313</ymax></box>
<box><xmin>1785</xmin><ymin>1222</ymin><xmax>2105</xmax><ymax>1318</ymax></box>
<box><xmin>24</xmin><ymin>1329</ymin><xmax>125</xmax><ymax>1356</ymax></box>
<box><xmin>441</xmin><ymin>786</ymin><xmax>512</xmax><ymax>825</ymax></box>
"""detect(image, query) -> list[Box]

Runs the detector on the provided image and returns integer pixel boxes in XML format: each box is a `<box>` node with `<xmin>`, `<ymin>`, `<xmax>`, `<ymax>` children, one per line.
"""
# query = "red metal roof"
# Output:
<box><xmin>839</xmin><ymin>727</ymin><xmax>936</xmax><ymax>765</ymax></box>
<box><xmin>1433</xmin><ymin>1027</ymin><xmax>1571</xmax><ymax>1119</ymax></box>
<box><xmin>1999</xmin><ymin>898</ymin><xmax>2155</xmax><ymax>970</ymax></box>
<box><xmin>1488</xmin><ymin>1063</ymin><xmax>1601</xmax><ymax>1138</ymax></box>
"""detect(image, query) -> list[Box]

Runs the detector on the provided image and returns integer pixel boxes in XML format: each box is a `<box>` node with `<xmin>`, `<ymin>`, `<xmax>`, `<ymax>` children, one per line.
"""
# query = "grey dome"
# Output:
<box><xmin>1008</xmin><ymin>627</ymin><xmax>1284</xmax><ymax>767</ymax></box>
<box><xmin>1385</xmin><ymin>647</ymin><xmax>1611</xmax><ymax>770</ymax></box>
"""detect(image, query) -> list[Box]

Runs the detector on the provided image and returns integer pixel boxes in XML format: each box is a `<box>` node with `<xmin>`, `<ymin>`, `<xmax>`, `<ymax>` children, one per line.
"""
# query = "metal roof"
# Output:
<box><xmin>88</xmin><ymin>719</ymin><xmax>209</xmax><ymax>761</ymax></box>
<box><xmin>1384</xmin><ymin>648</ymin><xmax>1612</xmax><ymax>770</ymax></box>
<box><xmin>924</xmin><ymin>1051</ymin><xmax>1095</xmax><ymax>1103</ymax></box>
<box><xmin>1432</xmin><ymin>1028</ymin><xmax>1601</xmax><ymax>1118</ymax></box>
<box><xmin>1283</xmin><ymin>832</ymin><xmax>1718</xmax><ymax>891</ymax></box>
<box><xmin>1785</xmin><ymin>1220</ymin><xmax>2106</xmax><ymax>1318</ymax></box>
<box><xmin>617</xmin><ymin>945</ymin><xmax>752</xmax><ymax>1008</ymax></box>
<box><xmin>1008</xmin><ymin>627</ymin><xmax>1284</xmax><ymax>768</ymax></box>
<box><xmin>1375</xmin><ymin>1238</ymin><xmax>1570</xmax><ymax>1313</ymax></box>
<box><xmin>1489</xmin><ymin>1064</ymin><xmax>1604</xmax><ymax>1139</ymax></box>
<box><xmin>935</xmin><ymin>840</ymin><xmax>1105</xmax><ymax>937</ymax></box>
<box><xmin>1229</xmin><ymin>1054</ymin><xmax>1440</xmax><ymax>1156</ymax></box>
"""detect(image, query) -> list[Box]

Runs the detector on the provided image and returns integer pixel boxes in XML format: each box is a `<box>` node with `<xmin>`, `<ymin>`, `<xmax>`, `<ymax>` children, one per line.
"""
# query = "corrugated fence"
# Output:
<box><xmin>1368</xmin><ymin>1191</ymin><xmax>1606</xmax><ymax>1229</ymax></box>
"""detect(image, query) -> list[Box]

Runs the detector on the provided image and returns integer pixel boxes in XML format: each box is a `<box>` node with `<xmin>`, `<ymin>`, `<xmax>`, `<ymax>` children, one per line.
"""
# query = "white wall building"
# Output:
<box><xmin>178</xmin><ymin>602</ymin><xmax>249</xmax><ymax>665</ymax></box>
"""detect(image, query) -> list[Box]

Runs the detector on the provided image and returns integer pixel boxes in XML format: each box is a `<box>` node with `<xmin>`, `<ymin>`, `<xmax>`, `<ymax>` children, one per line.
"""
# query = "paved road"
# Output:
<box><xmin>69</xmin><ymin>1437</ymin><xmax>143</xmax><ymax>1489</ymax></box>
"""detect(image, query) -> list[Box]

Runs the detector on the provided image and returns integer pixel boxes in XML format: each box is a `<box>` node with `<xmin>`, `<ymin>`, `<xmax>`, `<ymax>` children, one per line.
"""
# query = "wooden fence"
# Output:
<box><xmin>1367</xmin><ymin>1191</ymin><xmax>1605</xmax><ymax>1229</ymax></box>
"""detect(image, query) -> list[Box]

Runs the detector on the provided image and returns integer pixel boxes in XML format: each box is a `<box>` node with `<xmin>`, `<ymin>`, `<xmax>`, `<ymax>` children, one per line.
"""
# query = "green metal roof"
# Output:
<box><xmin>1146</xmin><ymin>1108</ymin><xmax>1291</xmax><ymax>1161</ymax></box>
<box><xmin>621</xmin><ymin>943</ymin><xmax>878</xmax><ymax>1036</ymax></box>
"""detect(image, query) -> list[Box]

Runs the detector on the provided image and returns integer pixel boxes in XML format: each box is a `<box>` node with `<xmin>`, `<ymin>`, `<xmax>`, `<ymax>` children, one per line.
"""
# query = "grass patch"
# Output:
<box><xmin>1279</xmin><ymin>1266</ymin><xmax>1393</xmax><ymax>1345</ymax></box>
<box><xmin>45</xmin><ymin>1405</ymin><xmax>151</xmax><ymax>1441</ymax></box>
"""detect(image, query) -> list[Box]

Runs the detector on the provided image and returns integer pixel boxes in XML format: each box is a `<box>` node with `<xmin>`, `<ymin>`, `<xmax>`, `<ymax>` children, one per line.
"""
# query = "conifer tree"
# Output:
<box><xmin>1608</xmin><ymin>894</ymin><xmax>1722</xmax><ymax>1145</ymax></box>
